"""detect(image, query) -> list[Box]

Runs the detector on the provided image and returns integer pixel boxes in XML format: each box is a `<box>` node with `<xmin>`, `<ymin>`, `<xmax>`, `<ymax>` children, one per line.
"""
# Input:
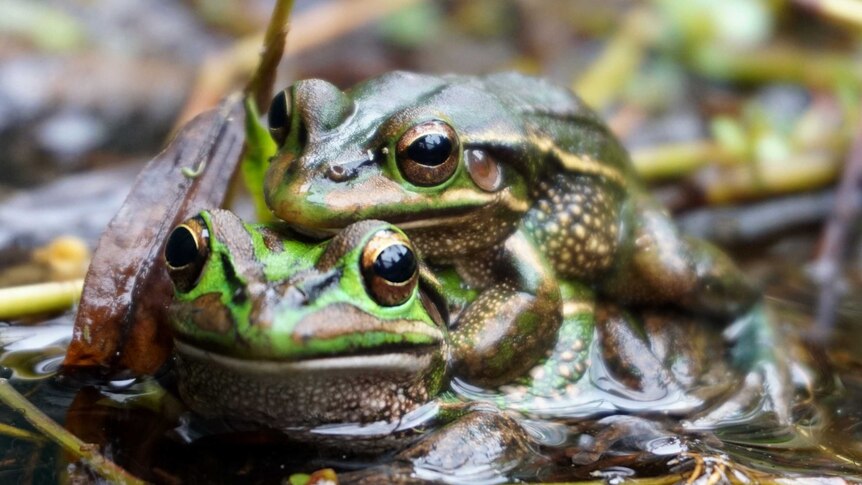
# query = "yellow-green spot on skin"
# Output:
<box><xmin>560</xmin><ymin>280</ymin><xmax>594</xmax><ymax>301</ymax></box>
<box><xmin>515</xmin><ymin>311</ymin><xmax>540</xmax><ymax>335</ymax></box>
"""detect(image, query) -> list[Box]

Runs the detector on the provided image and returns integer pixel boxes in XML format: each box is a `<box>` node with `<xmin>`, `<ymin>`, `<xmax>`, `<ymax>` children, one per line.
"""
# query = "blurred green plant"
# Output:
<box><xmin>0</xmin><ymin>0</ymin><xmax>86</xmax><ymax>51</ymax></box>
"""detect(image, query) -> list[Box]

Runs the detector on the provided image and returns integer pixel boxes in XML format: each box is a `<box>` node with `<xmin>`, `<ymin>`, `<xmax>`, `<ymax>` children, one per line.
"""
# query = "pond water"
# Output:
<box><xmin>2</xmin><ymin>280</ymin><xmax>862</xmax><ymax>484</ymax></box>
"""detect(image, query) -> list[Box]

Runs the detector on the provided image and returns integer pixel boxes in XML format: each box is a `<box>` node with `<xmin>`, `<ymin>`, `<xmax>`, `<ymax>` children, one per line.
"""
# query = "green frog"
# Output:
<box><xmin>163</xmin><ymin>210</ymin><xmax>789</xmax><ymax>482</ymax></box>
<box><xmin>164</xmin><ymin>209</ymin><xmax>542</xmax><ymax>478</ymax></box>
<box><xmin>165</xmin><ymin>209</ymin><xmax>449</xmax><ymax>434</ymax></box>
<box><xmin>262</xmin><ymin>71</ymin><xmax>758</xmax><ymax>386</ymax></box>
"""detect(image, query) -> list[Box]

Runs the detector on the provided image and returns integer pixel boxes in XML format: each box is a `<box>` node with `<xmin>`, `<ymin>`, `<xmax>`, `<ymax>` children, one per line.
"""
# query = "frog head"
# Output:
<box><xmin>263</xmin><ymin>71</ymin><xmax>551</xmax><ymax>258</ymax></box>
<box><xmin>164</xmin><ymin>209</ymin><xmax>450</xmax><ymax>428</ymax></box>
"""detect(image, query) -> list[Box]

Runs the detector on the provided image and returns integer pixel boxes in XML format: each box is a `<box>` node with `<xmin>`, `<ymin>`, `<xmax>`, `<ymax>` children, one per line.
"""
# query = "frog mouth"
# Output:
<box><xmin>174</xmin><ymin>339</ymin><xmax>441</xmax><ymax>375</ymax></box>
<box><xmin>289</xmin><ymin>304</ymin><xmax>444</xmax><ymax>347</ymax></box>
<box><xmin>284</xmin><ymin>203</ymin><xmax>489</xmax><ymax>238</ymax></box>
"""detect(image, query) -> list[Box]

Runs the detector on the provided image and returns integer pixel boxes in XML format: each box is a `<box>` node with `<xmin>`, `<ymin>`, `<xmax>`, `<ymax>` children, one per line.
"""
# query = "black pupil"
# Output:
<box><xmin>407</xmin><ymin>133</ymin><xmax>452</xmax><ymax>167</ymax></box>
<box><xmin>165</xmin><ymin>227</ymin><xmax>199</xmax><ymax>268</ymax></box>
<box><xmin>268</xmin><ymin>90</ymin><xmax>289</xmax><ymax>131</ymax></box>
<box><xmin>373</xmin><ymin>244</ymin><xmax>416</xmax><ymax>284</ymax></box>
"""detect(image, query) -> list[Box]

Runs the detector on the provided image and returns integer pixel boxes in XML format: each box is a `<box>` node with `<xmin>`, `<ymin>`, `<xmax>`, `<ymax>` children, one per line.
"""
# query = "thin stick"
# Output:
<box><xmin>809</xmin><ymin>109</ymin><xmax>862</xmax><ymax>342</ymax></box>
<box><xmin>245</xmin><ymin>0</ymin><xmax>295</xmax><ymax>115</ymax></box>
<box><xmin>631</xmin><ymin>141</ymin><xmax>726</xmax><ymax>181</ymax></box>
<box><xmin>0</xmin><ymin>279</ymin><xmax>83</xmax><ymax>320</ymax></box>
<box><xmin>795</xmin><ymin>0</ymin><xmax>862</xmax><ymax>28</ymax></box>
<box><xmin>573</xmin><ymin>7</ymin><xmax>655</xmax><ymax>111</ymax></box>
<box><xmin>176</xmin><ymin>0</ymin><xmax>425</xmax><ymax>127</ymax></box>
<box><xmin>0</xmin><ymin>378</ymin><xmax>147</xmax><ymax>485</ymax></box>
<box><xmin>0</xmin><ymin>422</ymin><xmax>45</xmax><ymax>442</ymax></box>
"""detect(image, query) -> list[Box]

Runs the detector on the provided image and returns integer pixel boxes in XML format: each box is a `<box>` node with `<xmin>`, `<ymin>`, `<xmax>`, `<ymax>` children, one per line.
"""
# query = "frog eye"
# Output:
<box><xmin>361</xmin><ymin>231</ymin><xmax>418</xmax><ymax>306</ymax></box>
<box><xmin>165</xmin><ymin>216</ymin><xmax>210</xmax><ymax>292</ymax></box>
<box><xmin>268</xmin><ymin>89</ymin><xmax>291</xmax><ymax>146</ymax></box>
<box><xmin>396</xmin><ymin>120</ymin><xmax>459</xmax><ymax>187</ymax></box>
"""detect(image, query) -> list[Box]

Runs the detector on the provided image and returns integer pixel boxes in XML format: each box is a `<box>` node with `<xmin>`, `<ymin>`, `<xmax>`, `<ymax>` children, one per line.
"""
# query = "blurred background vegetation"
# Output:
<box><xmin>2</xmin><ymin>2</ymin><xmax>862</xmax><ymax>481</ymax></box>
<box><xmin>1</xmin><ymin>0</ymin><xmax>861</xmax><ymax>328</ymax></box>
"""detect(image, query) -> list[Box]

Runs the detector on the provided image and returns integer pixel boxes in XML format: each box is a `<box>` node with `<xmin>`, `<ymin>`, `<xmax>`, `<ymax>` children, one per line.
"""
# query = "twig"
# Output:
<box><xmin>244</xmin><ymin>0</ymin><xmax>295</xmax><ymax>115</ymax></box>
<box><xmin>632</xmin><ymin>141</ymin><xmax>728</xmax><ymax>181</ymax></box>
<box><xmin>0</xmin><ymin>279</ymin><xmax>83</xmax><ymax>320</ymax></box>
<box><xmin>690</xmin><ymin>45</ymin><xmax>859</xmax><ymax>89</ymax></box>
<box><xmin>0</xmin><ymin>422</ymin><xmax>45</xmax><ymax>443</ymax></box>
<box><xmin>794</xmin><ymin>0</ymin><xmax>862</xmax><ymax>28</ymax></box>
<box><xmin>809</xmin><ymin>110</ymin><xmax>862</xmax><ymax>342</ymax></box>
<box><xmin>573</xmin><ymin>7</ymin><xmax>656</xmax><ymax>111</ymax></box>
<box><xmin>699</xmin><ymin>151</ymin><xmax>841</xmax><ymax>204</ymax></box>
<box><xmin>677</xmin><ymin>190</ymin><xmax>835</xmax><ymax>246</ymax></box>
<box><xmin>0</xmin><ymin>378</ymin><xmax>147</xmax><ymax>484</ymax></box>
<box><xmin>176</xmin><ymin>0</ymin><xmax>426</xmax><ymax>127</ymax></box>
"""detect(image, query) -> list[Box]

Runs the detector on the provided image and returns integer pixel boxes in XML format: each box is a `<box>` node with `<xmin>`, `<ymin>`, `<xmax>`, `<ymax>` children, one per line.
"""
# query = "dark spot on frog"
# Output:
<box><xmin>258</xmin><ymin>227</ymin><xmax>284</xmax><ymax>253</ymax></box>
<box><xmin>283</xmin><ymin>269</ymin><xmax>342</xmax><ymax>308</ymax></box>
<box><xmin>182</xmin><ymin>293</ymin><xmax>234</xmax><ymax>334</ymax></box>
<box><xmin>219</xmin><ymin>253</ymin><xmax>247</xmax><ymax>305</ymax></box>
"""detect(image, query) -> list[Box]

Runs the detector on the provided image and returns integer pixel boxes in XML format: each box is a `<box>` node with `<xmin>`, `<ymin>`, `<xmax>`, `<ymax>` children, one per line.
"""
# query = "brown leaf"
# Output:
<box><xmin>62</xmin><ymin>96</ymin><xmax>246</xmax><ymax>377</ymax></box>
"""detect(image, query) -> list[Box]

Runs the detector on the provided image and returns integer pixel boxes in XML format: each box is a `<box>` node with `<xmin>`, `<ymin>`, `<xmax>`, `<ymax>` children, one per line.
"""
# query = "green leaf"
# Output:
<box><xmin>242</xmin><ymin>96</ymin><xmax>277</xmax><ymax>222</ymax></box>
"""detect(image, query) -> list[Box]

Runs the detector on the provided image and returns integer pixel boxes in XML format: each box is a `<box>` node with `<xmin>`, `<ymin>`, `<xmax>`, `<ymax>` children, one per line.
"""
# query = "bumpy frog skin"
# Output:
<box><xmin>164</xmin><ymin>211</ymin><xmax>789</xmax><ymax>474</ymax></box>
<box><xmin>164</xmin><ymin>209</ymin><xmax>450</xmax><ymax>429</ymax></box>
<box><xmin>165</xmin><ymin>210</ymin><xmax>547</xmax><ymax>472</ymax></box>
<box><xmin>264</xmin><ymin>71</ymin><xmax>758</xmax><ymax>386</ymax></box>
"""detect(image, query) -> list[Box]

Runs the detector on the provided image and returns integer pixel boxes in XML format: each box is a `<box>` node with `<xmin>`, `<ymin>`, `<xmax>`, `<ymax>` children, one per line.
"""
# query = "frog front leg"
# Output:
<box><xmin>602</xmin><ymin>195</ymin><xmax>758</xmax><ymax>318</ymax></box>
<box><xmin>450</xmin><ymin>229</ymin><xmax>562</xmax><ymax>387</ymax></box>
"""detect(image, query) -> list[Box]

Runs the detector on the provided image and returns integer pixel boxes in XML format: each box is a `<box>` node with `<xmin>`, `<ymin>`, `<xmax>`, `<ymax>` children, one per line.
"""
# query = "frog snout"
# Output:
<box><xmin>281</xmin><ymin>270</ymin><xmax>342</xmax><ymax>308</ymax></box>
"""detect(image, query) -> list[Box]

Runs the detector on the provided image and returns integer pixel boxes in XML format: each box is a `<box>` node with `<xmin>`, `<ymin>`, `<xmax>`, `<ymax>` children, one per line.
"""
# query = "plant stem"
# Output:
<box><xmin>176</xmin><ymin>0</ymin><xmax>425</xmax><ymax>127</ymax></box>
<box><xmin>810</xmin><ymin>107</ymin><xmax>862</xmax><ymax>342</ymax></box>
<box><xmin>574</xmin><ymin>7</ymin><xmax>655</xmax><ymax>111</ymax></box>
<box><xmin>0</xmin><ymin>422</ymin><xmax>45</xmax><ymax>442</ymax></box>
<box><xmin>0</xmin><ymin>279</ymin><xmax>83</xmax><ymax>320</ymax></box>
<box><xmin>245</xmin><ymin>0</ymin><xmax>295</xmax><ymax>115</ymax></box>
<box><xmin>632</xmin><ymin>141</ymin><xmax>728</xmax><ymax>181</ymax></box>
<box><xmin>0</xmin><ymin>378</ymin><xmax>146</xmax><ymax>484</ymax></box>
<box><xmin>794</xmin><ymin>0</ymin><xmax>862</xmax><ymax>28</ymax></box>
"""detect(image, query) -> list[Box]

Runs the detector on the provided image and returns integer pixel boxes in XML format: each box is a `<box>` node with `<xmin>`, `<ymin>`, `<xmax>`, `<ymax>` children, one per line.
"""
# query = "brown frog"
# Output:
<box><xmin>263</xmin><ymin>71</ymin><xmax>757</xmax><ymax>385</ymax></box>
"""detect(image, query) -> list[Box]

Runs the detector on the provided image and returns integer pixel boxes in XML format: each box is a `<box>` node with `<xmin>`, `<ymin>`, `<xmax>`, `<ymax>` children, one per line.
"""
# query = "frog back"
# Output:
<box><xmin>472</xmin><ymin>73</ymin><xmax>639</xmax><ymax>281</ymax></box>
